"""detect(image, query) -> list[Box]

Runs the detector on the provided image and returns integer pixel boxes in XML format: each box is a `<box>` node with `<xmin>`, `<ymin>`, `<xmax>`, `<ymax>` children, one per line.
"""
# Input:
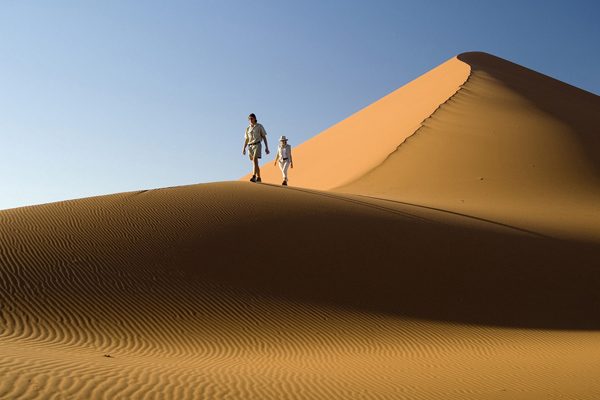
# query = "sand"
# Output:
<box><xmin>2</xmin><ymin>52</ymin><xmax>600</xmax><ymax>399</ymax></box>
<box><xmin>337</xmin><ymin>52</ymin><xmax>600</xmax><ymax>242</ymax></box>
<box><xmin>253</xmin><ymin>56</ymin><xmax>471</xmax><ymax>190</ymax></box>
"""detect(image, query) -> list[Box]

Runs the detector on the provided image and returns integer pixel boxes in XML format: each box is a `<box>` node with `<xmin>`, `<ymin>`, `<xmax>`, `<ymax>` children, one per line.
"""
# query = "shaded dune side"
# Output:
<box><xmin>245</xmin><ymin>56</ymin><xmax>470</xmax><ymax>189</ymax></box>
<box><xmin>459</xmin><ymin>52</ymin><xmax>600</xmax><ymax>172</ymax></box>
<box><xmin>1</xmin><ymin>181</ymin><xmax>599</xmax><ymax>351</ymax></box>
<box><xmin>337</xmin><ymin>52</ymin><xmax>600</xmax><ymax>240</ymax></box>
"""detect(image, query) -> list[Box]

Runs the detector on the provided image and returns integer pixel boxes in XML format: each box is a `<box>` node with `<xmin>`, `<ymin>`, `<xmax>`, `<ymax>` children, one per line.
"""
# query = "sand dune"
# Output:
<box><xmin>251</xmin><ymin>56</ymin><xmax>470</xmax><ymax>189</ymax></box>
<box><xmin>2</xmin><ymin>182</ymin><xmax>600</xmax><ymax>398</ymax></box>
<box><xmin>257</xmin><ymin>52</ymin><xmax>600</xmax><ymax>241</ymax></box>
<box><xmin>2</xmin><ymin>52</ymin><xmax>600</xmax><ymax>399</ymax></box>
<box><xmin>337</xmin><ymin>52</ymin><xmax>600</xmax><ymax>241</ymax></box>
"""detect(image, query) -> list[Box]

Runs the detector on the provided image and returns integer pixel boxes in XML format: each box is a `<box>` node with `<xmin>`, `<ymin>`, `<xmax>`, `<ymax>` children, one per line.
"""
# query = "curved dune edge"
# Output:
<box><xmin>1</xmin><ymin>181</ymin><xmax>600</xmax><ymax>399</ymax></box>
<box><xmin>336</xmin><ymin>52</ymin><xmax>600</xmax><ymax>242</ymax></box>
<box><xmin>243</xmin><ymin>56</ymin><xmax>471</xmax><ymax>189</ymax></box>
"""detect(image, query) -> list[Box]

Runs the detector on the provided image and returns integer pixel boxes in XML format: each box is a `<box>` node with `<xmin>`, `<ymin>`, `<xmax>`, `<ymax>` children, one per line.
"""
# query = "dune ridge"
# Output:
<box><xmin>375</xmin><ymin>64</ymin><xmax>476</xmax><ymax>171</ymax></box>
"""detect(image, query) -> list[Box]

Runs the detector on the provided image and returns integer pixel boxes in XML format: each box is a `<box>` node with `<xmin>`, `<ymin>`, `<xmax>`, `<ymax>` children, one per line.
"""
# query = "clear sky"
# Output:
<box><xmin>1</xmin><ymin>0</ymin><xmax>599</xmax><ymax>210</ymax></box>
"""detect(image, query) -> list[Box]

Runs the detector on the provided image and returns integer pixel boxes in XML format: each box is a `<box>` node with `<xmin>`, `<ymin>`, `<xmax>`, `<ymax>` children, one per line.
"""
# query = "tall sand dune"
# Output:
<box><xmin>337</xmin><ymin>52</ymin><xmax>600</xmax><ymax>241</ymax></box>
<box><xmin>251</xmin><ymin>57</ymin><xmax>470</xmax><ymax>189</ymax></box>
<box><xmin>2</xmin><ymin>52</ymin><xmax>600</xmax><ymax>399</ymax></box>
<box><xmin>256</xmin><ymin>52</ymin><xmax>600</xmax><ymax>241</ymax></box>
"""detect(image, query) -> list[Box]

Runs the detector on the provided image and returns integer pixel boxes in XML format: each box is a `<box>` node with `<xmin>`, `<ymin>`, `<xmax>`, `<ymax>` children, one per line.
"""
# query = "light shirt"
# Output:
<box><xmin>245</xmin><ymin>123</ymin><xmax>267</xmax><ymax>144</ymax></box>
<box><xmin>278</xmin><ymin>144</ymin><xmax>292</xmax><ymax>160</ymax></box>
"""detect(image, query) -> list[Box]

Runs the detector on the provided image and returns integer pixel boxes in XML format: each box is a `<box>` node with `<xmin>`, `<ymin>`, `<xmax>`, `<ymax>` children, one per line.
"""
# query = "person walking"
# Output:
<box><xmin>274</xmin><ymin>135</ymin><xmax>293</xmax><ymax>186</ymax></box>
<box><xmin>242</xmin><ymin>113</ymin><xmax>269</xmax><ymax>182</ymax></box>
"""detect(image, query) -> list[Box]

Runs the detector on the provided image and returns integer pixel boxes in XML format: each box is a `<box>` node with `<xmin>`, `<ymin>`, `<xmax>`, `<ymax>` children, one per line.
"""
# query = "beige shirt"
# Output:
<box><xmin>277</xmin><ymin>144</ymin><xmax>292</xmax><ymax>161</ymax></box>
<box><xmin>245</xmin><ymin>123</ymin><xmax>267</xmax><ymax>145</ymax></box>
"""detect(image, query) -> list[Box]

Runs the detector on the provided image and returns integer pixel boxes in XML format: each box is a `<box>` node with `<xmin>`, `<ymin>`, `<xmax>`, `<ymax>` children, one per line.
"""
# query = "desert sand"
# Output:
<box><xmin>2</xmin><ymin>52</ymin><xmax>600</xmax><ymax>399</ymax></box>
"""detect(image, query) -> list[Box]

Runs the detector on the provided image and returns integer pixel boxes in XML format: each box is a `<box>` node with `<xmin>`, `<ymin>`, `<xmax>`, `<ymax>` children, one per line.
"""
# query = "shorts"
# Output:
<box><xmin>248</xmin><ymin>143</ymin><xmax>262</xmax><ymax>159</ymax></box>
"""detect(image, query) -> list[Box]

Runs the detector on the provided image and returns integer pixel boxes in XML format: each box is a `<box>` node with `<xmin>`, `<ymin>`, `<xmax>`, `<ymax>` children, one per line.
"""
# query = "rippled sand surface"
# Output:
<box><xmin>2</xmin><ymin>52</ymin><xmax>600</xmax><ymax>399</ymax></box>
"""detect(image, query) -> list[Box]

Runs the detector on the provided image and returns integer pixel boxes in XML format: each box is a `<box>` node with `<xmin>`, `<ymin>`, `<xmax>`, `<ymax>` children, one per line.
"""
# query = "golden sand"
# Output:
<box><xmin>2</xmin><ymin>52</ymin><xmax>600</xmax><ymax>399</ymax></box>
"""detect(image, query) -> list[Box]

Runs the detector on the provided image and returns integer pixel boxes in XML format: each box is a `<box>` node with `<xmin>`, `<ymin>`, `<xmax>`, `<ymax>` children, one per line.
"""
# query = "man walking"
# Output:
<box><xmin>242</xmin><ymin>113</ymin><xmax>269</xmax><ymax>182</ymax></box>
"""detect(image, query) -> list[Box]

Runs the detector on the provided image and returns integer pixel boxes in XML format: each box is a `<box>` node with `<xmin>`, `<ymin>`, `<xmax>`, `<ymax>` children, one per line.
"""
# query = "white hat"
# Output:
<box><xmin>279</xmin><ymin>135</ymin><xmax>288</xmax><ymax>141</ymax></box>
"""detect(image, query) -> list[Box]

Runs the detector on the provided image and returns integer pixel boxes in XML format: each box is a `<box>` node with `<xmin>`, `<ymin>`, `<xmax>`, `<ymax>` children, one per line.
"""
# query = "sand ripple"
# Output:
<box><xmin>1</xmin><ymin>182</ymin><xmax>600</xmax><ymax>398</ymax></box>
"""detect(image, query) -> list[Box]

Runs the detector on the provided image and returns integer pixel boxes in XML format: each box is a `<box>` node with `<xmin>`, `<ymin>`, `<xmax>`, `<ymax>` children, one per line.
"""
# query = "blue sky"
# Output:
<box><xmin>1</xmin><ymin>0</ymin><xmax>599</xmax><ymax>210</ymax></box>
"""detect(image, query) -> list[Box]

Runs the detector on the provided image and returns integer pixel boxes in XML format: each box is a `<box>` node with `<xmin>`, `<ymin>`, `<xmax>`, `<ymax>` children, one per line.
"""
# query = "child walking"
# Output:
<box><xmin>274</xmin><ymin>135</ymin><xmax>293</xmax><ymax>186</ymax></box>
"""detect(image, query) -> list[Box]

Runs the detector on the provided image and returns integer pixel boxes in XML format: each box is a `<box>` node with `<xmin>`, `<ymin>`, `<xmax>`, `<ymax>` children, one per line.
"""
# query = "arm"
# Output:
<box><xmin>242</xmin><ymin>127</ymin><xmax>249</xmax><ymax>155</ymax></box>
<box><xmin>261</xmin><ymin>126</ymin><xmax>270</xmax><ymax>154</ymax></box>
<box><xmin>289</xmin><ymin>147</ymin><xmax>293</xmax><ymax>168</ymax></box>
<box><xmin>273</xmin><ymin>151</ymin><xmax>279</xmax><ymax>166</ymax></box>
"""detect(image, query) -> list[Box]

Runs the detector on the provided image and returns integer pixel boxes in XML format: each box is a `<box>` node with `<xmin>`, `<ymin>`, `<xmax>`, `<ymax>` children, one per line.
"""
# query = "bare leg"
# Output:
<box><xmin>253</xmin><ymin>158</ymin><xmax>260</xmax><ymax>177</ymax></box>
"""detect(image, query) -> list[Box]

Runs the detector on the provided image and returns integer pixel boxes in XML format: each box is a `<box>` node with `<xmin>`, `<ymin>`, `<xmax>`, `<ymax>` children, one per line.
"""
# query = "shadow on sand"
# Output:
<box><xmin>458</xmin><ymin>52</ymin><xmax>600</xmax><ymax>176</ymax></box>
<box><xmin>187</xmin><ymin>184</ymin><xmax>600</xmax><ymax>331</ymax></box>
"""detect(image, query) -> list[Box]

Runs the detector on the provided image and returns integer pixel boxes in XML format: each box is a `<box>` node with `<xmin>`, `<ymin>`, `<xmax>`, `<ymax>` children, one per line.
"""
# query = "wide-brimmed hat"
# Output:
<box><xmin>279</xmin><ymin>135</ymin><xmax>288</xmax><ymax>142</ymax></box>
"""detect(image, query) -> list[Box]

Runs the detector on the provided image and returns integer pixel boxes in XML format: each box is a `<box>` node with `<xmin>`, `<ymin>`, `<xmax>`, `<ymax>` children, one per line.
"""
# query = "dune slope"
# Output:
<box><xmin>1</xmin><ymin>182</ymin><xmax>600</xmax><ymax>399</ymax></box>
<box><xmin>337</xmin><ymin>52</ymin><xmax>600</xmax><ymax>241</ymax></box>
<box><xmin>252</xmin><ymin>56</ymin><xmax>470</xmax><ymax>189</ymax></box>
